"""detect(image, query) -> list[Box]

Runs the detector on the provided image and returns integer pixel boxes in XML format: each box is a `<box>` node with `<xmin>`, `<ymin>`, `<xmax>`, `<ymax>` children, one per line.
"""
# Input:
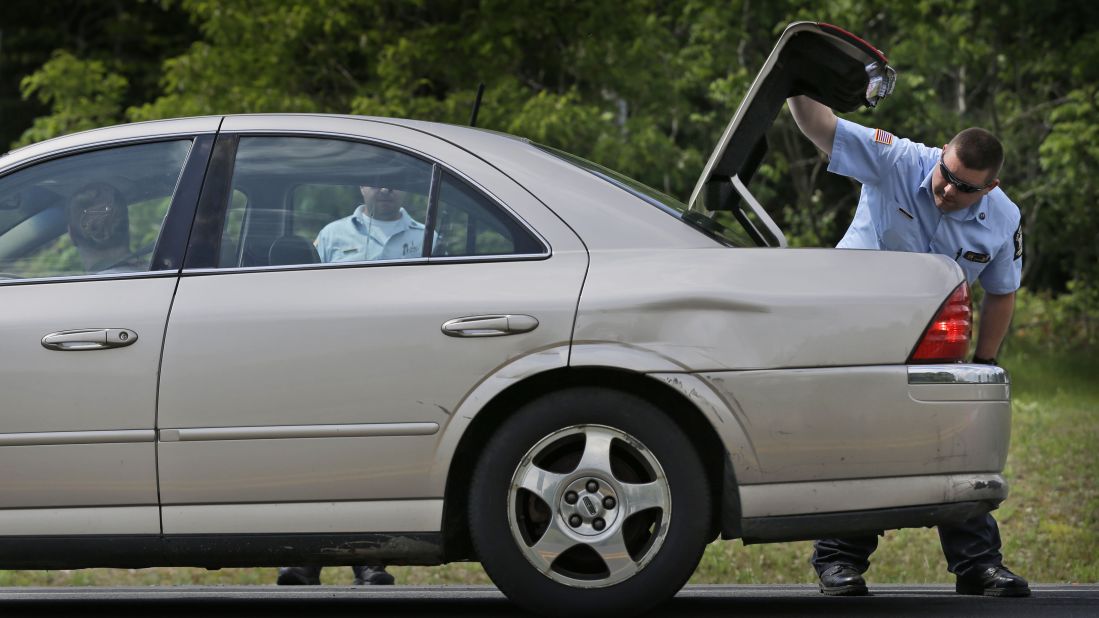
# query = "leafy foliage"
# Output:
<box><xmin>1013</xmin><ymin>281</ymin><xmax>1099</xmax><ymax>351</ymax></box>
<box><xmin>0</xmin><ymin>0</ymin><xmax>1096</xmax><ymax>586</ymax></box>
<box><xmin>15</xmin><ymin>51</ymin><xmax>128</xmax><ymax>147</ymax></box>
<box><xmin>4</xmin><ymin>0</ymin><xmax>1098</xmax><ymax>300</ymax></box>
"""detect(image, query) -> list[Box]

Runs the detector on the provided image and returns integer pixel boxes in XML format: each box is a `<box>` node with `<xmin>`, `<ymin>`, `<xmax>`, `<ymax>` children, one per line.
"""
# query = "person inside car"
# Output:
<box><xmin>67</xmin><ymin>181</ymin><xmax>144</xmax><ymax>273</ymax></box>
<box><xmin>313</xmin><ymin>183</ymin><xmax>427</xmax><ymax>262</ymax></box>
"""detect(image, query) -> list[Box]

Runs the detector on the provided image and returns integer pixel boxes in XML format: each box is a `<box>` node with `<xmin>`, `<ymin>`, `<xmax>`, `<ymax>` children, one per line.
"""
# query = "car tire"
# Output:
<box><xmin>468</xmin><ymin>386</ymin><xmax>711</xmax><ymax>616</ymax></box>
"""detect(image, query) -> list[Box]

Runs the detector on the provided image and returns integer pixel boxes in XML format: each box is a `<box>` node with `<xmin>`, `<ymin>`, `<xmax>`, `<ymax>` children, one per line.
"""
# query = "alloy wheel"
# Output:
<box><xmin>506</xmin><ymin>424</ymin><xmax>672</xmax><ymax>588</ymax></box>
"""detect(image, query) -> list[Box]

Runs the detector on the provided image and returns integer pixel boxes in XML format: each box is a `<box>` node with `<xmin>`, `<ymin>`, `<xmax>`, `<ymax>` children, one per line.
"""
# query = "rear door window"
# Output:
<box><xmin>215</xmin><ymin>136</ymin><xmax>432</xmax><ymax>268</ymax></box>
<box><xmin>200</xmin><ymin>136</ymin><xmax>544</xmax><ymax>269</ymax></box>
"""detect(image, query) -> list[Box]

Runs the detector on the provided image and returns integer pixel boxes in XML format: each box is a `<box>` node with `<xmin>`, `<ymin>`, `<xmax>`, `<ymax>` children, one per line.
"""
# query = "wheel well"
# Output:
<box><xmin>441</xmin><ymin>366</ymin><xmax>729</xmax><ymax>561</ymax></box>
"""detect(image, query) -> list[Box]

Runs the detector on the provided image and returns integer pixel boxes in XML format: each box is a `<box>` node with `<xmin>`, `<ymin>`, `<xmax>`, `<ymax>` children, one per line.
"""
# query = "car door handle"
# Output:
<box><xmin>441</xmin><ymin>315</ymin><xmax>539</xmax><ymax>337</ymax></box>
<box><xmin>41</xmin><ymin>328</ymin><xmax>139</xmax><ymax>351</ymax></box>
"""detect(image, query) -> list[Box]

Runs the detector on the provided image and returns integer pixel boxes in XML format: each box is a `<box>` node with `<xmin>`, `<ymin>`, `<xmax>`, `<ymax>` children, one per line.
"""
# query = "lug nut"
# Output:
<box><xmin>592</xmin><ymin>518</ymin><xmax>606</xmax><ymax>531</ymax></box>
<box><xmin>603</xmin><ymin>496</ymin><xmax>616</xmax><ymax>509</ymax></box>
<box><xmin>564</xmin><ymin>491</ymin><xmax>578</xmax><ymax>505</ymax></box>
<box><xmin>569</xmin><ymin>514</ymin><xmax>582</xmax><ymax>528</ymax></box>
<box><xmin>586</xmin><ymin>480</ymin><xmax>599</xmax><ymax>493</ymax></box>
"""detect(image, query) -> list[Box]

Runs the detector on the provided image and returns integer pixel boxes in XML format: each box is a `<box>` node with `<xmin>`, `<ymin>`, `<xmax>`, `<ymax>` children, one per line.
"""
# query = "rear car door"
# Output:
<box><xmin>155</xmin><ymin>116</ymin><xmax>587</xmax><ymax>535</ymax></box>
<box><xmin>0</xmin><ymin>128</ymin><xmax>214</xmax><ymax>536</ymax></box>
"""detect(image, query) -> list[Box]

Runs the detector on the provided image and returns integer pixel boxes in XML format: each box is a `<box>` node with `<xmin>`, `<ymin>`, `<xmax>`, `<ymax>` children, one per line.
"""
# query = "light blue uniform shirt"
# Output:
<box><xmin>314</xmin><ymin>206</ymin><xmax>427</xmax><ymax>262</ymax></box>
<box><xmin>832</xmin><ymin>118</ymin><xmax>1022</xmax><ymax>294</ymax></box>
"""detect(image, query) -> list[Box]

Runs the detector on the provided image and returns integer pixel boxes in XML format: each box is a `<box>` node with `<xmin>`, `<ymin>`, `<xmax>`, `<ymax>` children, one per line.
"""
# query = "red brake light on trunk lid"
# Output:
<box><xmin>909</xmin><ymin>282</ymin><xmax>972</xmax><ymax>363</ymax></box>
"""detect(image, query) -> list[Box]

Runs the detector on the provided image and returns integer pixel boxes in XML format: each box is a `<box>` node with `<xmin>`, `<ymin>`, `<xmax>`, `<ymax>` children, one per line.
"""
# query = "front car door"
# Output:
<box><xmin>155</xmin><ymin>116</ymin><xmax>588</xmax><ymax>536</ymax></box>
<box><xmin>0</xmin><ymin>122</ymin><xmax>214</xmax><ymax>542</ymax></box>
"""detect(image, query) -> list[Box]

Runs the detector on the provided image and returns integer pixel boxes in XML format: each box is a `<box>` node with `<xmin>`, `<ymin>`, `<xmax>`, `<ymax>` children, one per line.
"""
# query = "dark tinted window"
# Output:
<box><xmin>0</xmin><ymin>140</ymin><xmax>191</xmax><ymax>279</ymax></box>
<box><xmin>218</xmin><ymin>137</ymin><xmax>432</xmax><ymax>268</ymax></box>
<box><xmin>432</xmin><ymin>174</ymin><xmax>543</xmax><ymax>257</ymax></box>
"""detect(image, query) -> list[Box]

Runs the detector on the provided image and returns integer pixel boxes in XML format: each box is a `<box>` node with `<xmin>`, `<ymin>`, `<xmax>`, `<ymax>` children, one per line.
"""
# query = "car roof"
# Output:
<box><xmin>0</xmin><ymin>117</ymin><xmax>223</xmax><ymax>172</ymax></box>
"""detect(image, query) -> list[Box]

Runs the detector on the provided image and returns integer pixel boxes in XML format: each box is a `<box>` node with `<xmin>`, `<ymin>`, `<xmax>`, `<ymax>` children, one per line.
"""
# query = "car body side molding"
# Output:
<box><xmin>0</xmin><ymin>532</ymin><xmax>444</xmax><ymax>570</ymax></box>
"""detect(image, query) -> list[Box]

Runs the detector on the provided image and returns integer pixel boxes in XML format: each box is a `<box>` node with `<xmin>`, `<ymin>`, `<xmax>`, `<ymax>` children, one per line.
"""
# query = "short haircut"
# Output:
<box><xmin>949</xmin><ymin>127</ymin><xmax>1004</xmax><ymax>181</ymax></box>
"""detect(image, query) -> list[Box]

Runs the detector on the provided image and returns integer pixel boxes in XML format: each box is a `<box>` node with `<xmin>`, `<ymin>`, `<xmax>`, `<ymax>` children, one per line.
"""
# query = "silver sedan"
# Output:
<box><xmin>0</xmin><ymin>22</ymin><xmax>1009</xmax><ymax>617</ymax></box>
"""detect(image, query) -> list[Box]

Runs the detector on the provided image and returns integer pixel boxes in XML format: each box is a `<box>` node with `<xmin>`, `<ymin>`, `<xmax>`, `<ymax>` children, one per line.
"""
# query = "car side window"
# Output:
<box><xmin>217</xmin><ymin>137</ymin><xmax>432</xmax><ymax>268</ymax></box>
<box><xmin>432</xmin><ymin>173</ymin><xmax>543</xmax><ymax>257</ymax></box>
<box><xmin>0</xmin><ymin>140</ymin><xmax>192</xmax><ymax>280</ymax></box>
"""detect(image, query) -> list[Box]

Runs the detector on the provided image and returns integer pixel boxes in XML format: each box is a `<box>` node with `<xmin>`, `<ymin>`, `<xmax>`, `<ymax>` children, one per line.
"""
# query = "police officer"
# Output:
<box><xmin>279</xmin><ymin>180</ymin><xmax>423</xmax><ymax>586</ymax></box>
<box><xmin>787</xmin><ymin>94</ymin><xmax>1029</xmax><ymax>598</ymax></box>
<box><xmin>314</xmin><ymin>183</ymin><xmax>428</xmax><ymax>262</ymax></box>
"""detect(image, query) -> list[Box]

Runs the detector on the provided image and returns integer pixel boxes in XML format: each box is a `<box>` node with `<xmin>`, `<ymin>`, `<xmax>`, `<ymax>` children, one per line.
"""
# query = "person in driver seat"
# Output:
<box><xmin>66</xmin><ymin>182</ymin><xmax>142</xmax><ymax>274</ymax></box>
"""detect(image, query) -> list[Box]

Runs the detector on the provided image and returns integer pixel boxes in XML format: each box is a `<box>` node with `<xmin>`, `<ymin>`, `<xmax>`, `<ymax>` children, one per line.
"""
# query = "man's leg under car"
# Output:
<box><xmin>276</xmin><ymin>565</ymin><xmax>323</xmax><ymax>585</ymax></box>
<box><xmin>352</xmin><ymin>565</ymin><xmax>395</xmax><ymax>586</ymax></box>
<box><xmin>940</xmin><ymin>512</ymin><xmax>1029</xmax><ymax>597</ymax></box>
<box><xmin>811</xmin><ymin>535</ymin><xmax>879</xmax><ymax>596</ymax></box>
<box><xmin>277</xmin><ymin>564</ymin><xmax>395</xmax><ymax>586</ymax></box>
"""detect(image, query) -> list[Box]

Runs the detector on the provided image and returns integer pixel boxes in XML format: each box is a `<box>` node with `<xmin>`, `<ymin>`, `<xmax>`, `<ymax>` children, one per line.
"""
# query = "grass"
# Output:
<box><xmin>1</xmin><ymin>346</ymin><xmax>1095</xmax><ymax>587</ymax></box>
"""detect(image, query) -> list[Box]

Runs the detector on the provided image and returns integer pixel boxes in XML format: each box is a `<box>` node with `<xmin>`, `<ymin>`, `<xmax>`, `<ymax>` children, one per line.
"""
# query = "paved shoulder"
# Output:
<box><xmin>673</xmin><ymin>584</ymin><xmax>1099</xmax><ymax>617</ymax></box>
<box><xmin>0</xmin><ymin>584</ymin><xmax>1095</xmax><ymax>617</ymax></box>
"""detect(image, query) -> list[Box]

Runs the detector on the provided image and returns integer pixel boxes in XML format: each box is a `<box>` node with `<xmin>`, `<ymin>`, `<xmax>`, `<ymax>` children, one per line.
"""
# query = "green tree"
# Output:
<box><xmin>5</xmin><ymin>0</ymin><xmax>1098</xmax><ymax>298</ymax></box>
<box><xmin>14</xmin><ymin>51</ymin><xmax>128</xmax><ymax>147</ymax></box>
<box><xmin>0</xmin><ymin>0</ymin><xmax>195</xmax><ymax>149</ymax></box>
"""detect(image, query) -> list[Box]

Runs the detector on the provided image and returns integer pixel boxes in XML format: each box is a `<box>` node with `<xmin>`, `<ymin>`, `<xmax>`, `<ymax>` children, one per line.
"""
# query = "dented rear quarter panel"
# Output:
<box><xmin>573</xmin><ymin>247</ymin><xmax>964</xmax><ymax>370</ymax></box>
<box><xmin>703</xmin><ymin>366</ymin><xmax>1011</xmax><ymax>484</ymax></box>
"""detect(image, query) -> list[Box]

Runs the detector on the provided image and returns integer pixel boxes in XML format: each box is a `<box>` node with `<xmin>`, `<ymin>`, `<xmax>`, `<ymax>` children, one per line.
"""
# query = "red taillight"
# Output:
<box><xmin>908</xmin><ymin>282</ymin><xmax>972</xmax><ymax>363</ymax></box>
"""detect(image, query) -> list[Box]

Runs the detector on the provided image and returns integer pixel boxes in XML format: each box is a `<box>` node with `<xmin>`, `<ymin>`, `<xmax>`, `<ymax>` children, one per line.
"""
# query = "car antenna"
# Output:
<box><xmin>469</xmin><ymin>83</ymin><xmax>485</xmax><ymax>127</ymax></box>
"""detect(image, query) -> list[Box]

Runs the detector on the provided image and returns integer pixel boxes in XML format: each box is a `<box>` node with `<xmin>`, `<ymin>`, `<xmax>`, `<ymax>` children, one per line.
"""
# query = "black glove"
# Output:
<box><xmin>972</xmin><ymin>356</ymin><xmax>998</xmax><ymax>366</ymax></box>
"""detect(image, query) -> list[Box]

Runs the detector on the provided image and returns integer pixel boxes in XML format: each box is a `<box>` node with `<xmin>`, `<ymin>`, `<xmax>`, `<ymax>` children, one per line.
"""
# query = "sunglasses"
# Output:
<box><xmin>80</xmin><ymin>204</ymin><xmax>116</xmax><ymax>217</ymax></box>
<box><xmin>939</xmin><ymin>157</ymin><xmax>989</xmax><ymax>194</ymax></box>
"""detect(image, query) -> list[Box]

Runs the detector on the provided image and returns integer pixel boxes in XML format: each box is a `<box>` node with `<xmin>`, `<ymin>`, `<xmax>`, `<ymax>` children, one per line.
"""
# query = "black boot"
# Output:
<box><xmin>276</xmin><ymin>566</ymin><xmax>323</xmax><ymax>585</ymax></box>
<box><xmin>352</xmin><ymin>565</ymin><xmax>395</xmax><ymax>585</ymax></box>
<box><xmin>955</xmin><ymin>566</ymin><xmax>1030</xmax><ymax>597</ymax></box>
<box><xmin>818</xmin><ymin>563</ymin><xmax>868</xmax><ymax>596</ymax></box>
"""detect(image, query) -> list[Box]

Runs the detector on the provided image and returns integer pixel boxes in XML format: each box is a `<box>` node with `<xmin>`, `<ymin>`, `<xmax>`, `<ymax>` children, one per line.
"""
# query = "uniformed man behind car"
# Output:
<box><xmin>787</xmin><ymin>94</ymin><xmax>1029</xmax><ymax>598</ymax></box>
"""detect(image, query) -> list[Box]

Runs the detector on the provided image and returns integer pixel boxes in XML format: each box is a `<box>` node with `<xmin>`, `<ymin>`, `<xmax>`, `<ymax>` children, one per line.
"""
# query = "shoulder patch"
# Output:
<box><xmin>1014</xmin><ymin>225</ymin><xmax>1023</xmax><ymax>260</ymax></box>
<box><xmin>873</xmin><ymin>128</ymin><xmax>894</xmax><ymax>145</ymax></box>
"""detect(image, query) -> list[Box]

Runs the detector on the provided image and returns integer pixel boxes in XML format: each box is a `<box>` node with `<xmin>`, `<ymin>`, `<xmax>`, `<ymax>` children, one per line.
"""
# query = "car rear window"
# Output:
<box><xmin>536</xmin><ymin>145</ymin><xmax>758</xmax><ymax>247</ymax></box>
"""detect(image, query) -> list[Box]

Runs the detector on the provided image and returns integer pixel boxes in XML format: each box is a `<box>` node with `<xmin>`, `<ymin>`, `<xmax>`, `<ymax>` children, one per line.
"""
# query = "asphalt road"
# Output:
<box><xmin>1</xmin><ymin>584</ymin><xmax>1097</xmax><ymax>617</ymax></box>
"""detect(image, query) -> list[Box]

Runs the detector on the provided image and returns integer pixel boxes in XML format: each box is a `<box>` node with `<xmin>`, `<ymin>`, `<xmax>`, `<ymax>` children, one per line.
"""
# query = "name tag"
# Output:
<box><xmin>962</xmin><ymin>251</ymin><xmax>990</xmax><ymax>263</ymax></box>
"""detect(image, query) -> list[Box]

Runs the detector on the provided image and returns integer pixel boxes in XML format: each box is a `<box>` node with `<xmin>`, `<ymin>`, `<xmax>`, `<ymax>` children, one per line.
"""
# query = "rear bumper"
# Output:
<box><xmin>738</xmin><ymin>499</ymin><xmax>999</xmax><ymax>544</ymax></box>
<box><xmin>701</xmin><ymin>364</ymin><xmax>1012</xmax><ymax>485</ymax></box>
<box><xmin>722</xmin><ymin>470</ymin><xmax>1007</xmax><ymax>541</ymax></box>
<box><xmin>701</xmin><ymin>363</ymin><xmax>1012</xmax><ymax>541</ymax></box>
<box><xmin>738</xmin><ymin>473</ymin><xmax>1007</xmax><ymax>518</ymax></box>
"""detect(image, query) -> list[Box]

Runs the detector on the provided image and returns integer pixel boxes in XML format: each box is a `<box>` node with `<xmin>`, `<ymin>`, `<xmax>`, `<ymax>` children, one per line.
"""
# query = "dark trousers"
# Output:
<box><xmin>811</xmin><ymin>512</ymin><xmax>1004</xmax><ymax>577</ymax></box>
<box><xmin>294</xmin><ymin>565</ymin><xmax>376</xmax><ymax>578</ymax></box>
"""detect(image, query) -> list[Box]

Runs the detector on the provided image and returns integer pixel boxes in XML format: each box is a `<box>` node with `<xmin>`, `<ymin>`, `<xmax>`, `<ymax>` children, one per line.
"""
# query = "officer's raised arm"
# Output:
<box><xmin>788</xmin><ymin>96</ymin><xmax>838</xmax><ymax>157</ymax></box>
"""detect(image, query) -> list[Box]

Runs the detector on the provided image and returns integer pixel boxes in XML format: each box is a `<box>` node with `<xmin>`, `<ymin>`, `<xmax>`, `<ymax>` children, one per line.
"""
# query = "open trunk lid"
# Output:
<box><xmin>688</xmin><ymin>22</ymin><xmax>896</xmax><ymax>246</ymax></box>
